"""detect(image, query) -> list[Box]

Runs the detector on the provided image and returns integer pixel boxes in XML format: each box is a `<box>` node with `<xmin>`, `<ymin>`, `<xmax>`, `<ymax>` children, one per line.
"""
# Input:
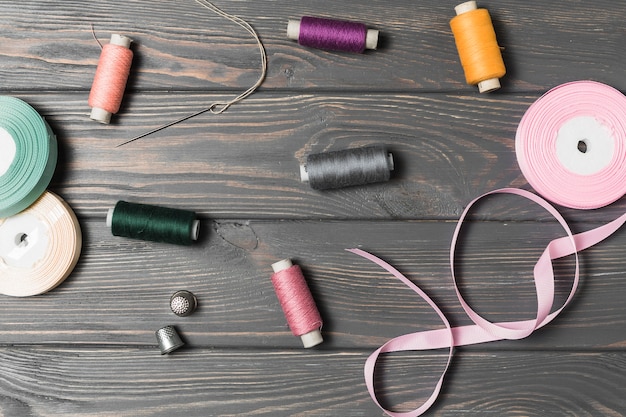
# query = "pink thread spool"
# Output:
<box><xmin>287</xmin><ymin>16</ymin><xmax>379</xmax><ymax>53</ymax></box>
<box><xmin>88</xmin><ymin>34</ymin><xmax>133</xmax><ymax>124</ymax></box>
<box><xmin>270</xmin><ymin>259</ymin><xmax>323</xmax><ymax>348</ymax></box>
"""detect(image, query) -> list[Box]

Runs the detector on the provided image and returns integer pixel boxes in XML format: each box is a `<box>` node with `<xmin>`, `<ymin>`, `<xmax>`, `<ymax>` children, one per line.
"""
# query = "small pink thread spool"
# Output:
<box><xmin>287</xmin><ymin>16</ymin><xmax>379</xmax><ymax>53</ymax></box>
<box><xmin>88</xmin><ymin>34</ymin><xmax>133</xmax><ymax>124</ymax></box>
<box><xmin>270</xmin><ymin>259</ymin><xmax>323</xmax><ymax>348</ymax></box>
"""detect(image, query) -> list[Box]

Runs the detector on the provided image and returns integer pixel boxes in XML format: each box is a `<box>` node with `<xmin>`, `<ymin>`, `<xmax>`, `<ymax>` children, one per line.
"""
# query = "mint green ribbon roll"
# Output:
<box><xmin>0</xmin><ymin>96</ymin><xmax>57</xmax><ymax>218</ymax></box>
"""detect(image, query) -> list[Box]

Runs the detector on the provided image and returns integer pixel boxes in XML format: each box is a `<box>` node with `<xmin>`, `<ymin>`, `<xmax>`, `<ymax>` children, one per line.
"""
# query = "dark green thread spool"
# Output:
<box><xmin>107</xmin><ymin>201</ymin><xmax>199</xmax><ymax>245</ymax></box>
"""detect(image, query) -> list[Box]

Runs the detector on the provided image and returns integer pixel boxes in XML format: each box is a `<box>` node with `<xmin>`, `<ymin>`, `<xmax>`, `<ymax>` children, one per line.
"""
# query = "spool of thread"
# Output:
<box><xmin>107</xmin><ymin>201</ymin><xmax>200</xmax><ymax>246</ymax></box>
<box><xmin>287</xmin><ymin>16</ymin><xmax>378</xmax><ymax>53</ymax></box>
<box><xmin>0</xmin><ymin>96</ymin><xmax>57</xmax><ymax>218</ymax></box>
<box><xmin>515</xmin><ymin>80</ymin><xmax>626</xmax><ymax>209</ymax></box>
<box><xmin>450</xmin><ymin>1</ymin><xmax>506</xmax><ymax>93</ymax></box>
<box><xmin>88</xmin><ymin>34</ymin><xmax>133</xmax><ymax>124</ymax></box>
<box><xmin>0</xmin><ymin>191</ymin><xmax>82</xmax><ymax>297</ymax></box>
<box><xmin>301</xmin><ymin>145</ymin><xmax>394</xmax><ymax>190</ymax></box>
<box><xmin>270</xmin><ymin>259</ymin><xmax>323</xmax><ymax>348</ymax></box>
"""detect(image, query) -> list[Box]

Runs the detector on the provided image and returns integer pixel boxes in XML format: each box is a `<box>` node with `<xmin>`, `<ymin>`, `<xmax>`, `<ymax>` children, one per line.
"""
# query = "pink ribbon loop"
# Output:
<box><xmin>348</xmin><ymin>188</ymin><xmax>626</xmax><ymax>417</ymax></box>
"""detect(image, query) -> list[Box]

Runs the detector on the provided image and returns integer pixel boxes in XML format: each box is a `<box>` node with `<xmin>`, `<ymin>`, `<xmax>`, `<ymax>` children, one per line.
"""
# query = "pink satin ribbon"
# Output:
<box><xmin>515</xmin><ymin>81</ymin><xmax>626</xmax><ymax>209</ymax></box>
<box><xmin>348</xmin><ymin>187</ymin><xmax>626</xmax><ymax>417</ymax></box>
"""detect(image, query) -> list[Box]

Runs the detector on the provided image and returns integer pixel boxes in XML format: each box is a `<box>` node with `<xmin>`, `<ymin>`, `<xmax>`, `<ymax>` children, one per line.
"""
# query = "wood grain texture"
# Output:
<box><xmin>0</xmin><ymin>1</ymin><xmax>624</xmax><ymax>93</ymax></box>
<box><xmin>2</xmin><ymin>0</ymin><xmax>626</xmax><ymax>416</ymax></box>
<box><xmin>11</xmin><ymin>91</ymin><xmax>625</xmax><ymax>221</ymax></box>
<box><xmin>1</xmin><ymin>219</ymin><xmax>625</xmax><ymax>350</ymax></box>
<box><xmin>0</xmin><ymin>348</ymin><xmax>624</xmax><ymax>416</ymax></box>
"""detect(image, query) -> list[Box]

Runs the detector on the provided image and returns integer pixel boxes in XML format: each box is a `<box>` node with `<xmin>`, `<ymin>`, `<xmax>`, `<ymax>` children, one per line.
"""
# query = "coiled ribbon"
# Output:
<box><xmin>0</xmin><ymin>191</ymin><xmax>82</xmax><ymax>297</ymax></box>
<box><xmin>0</xmin><ymin>96</ymin><xmax>57</xmax><ymax>218</ymax></box>
<box><xmin>516</xmin><ymin>81</ymin><xmax>626</xmax><ymax>209</ymax></box>
<box><xmin>349</xmin><ymin>187</ymin><xmax>626</xmax><ymax>417</ymax></box>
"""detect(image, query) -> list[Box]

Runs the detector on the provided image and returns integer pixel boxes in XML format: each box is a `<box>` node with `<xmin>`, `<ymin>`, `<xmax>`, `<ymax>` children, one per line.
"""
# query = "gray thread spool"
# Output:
<box><xmin>300</xmin><ymin>145</ymin><xmax>394</xmax><ymax>190</ymax></box>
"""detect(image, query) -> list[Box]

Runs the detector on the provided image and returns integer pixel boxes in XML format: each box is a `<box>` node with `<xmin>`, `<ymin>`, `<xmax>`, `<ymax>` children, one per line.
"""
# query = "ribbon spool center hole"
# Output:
<box><xmin>15</xmin><ymin>233</ymin><xmax>29</xmax><ymax>247</ymax></box>
<box><xmin>577</xmin><ymin>140</ymin><xmax>588</xmax><ymax>153</ymax></box>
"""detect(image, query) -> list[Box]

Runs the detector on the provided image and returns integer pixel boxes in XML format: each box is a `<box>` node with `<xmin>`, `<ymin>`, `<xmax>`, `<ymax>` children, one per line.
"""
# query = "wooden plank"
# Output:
<box><xmin>0</xmin><ymin>347</ymin><xmax>623</xmax><ymax>416</ymax></box>
<box><xmin>0</xmin><ymin>1</ymin><xmax>623</xmax><ymax>92</ymax></box>
<box><xmin>1</xmin><ymin>1</ymin><xmax>625</xmax><ymax>416</ymax></box>
<box><xmin>8</xmin><ymin>91</ymin><xmax>623</xmax><ymax>221</ymax></box>
<box><xmin>2</xmin><ymin>219</ymin><xmax>625</xmax><ymax>349</ymax></box>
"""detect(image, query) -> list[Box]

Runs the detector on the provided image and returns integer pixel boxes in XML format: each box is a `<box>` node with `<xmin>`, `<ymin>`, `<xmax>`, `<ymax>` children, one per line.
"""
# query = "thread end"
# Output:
<box><xmin>287</xmin><ymin>19</ymin><xmax>301</xmax><ymax>41</ymax></box>
<box><xmin>478</xmin><ymin>78</ymin><xmax>501</xmax><ymax>93</ymax></box>
<box><xmin>106</xmin><ymin>208</ymin><xmax>114</xmax><ymax>227</ymax></box>
<box><xmin>272</xmin><ymin>258</ymin><xmax>293</xmax><ymax>273</ymax></box>
<box><xmin>191</xmin><ymin>219</ymin><xmax>200</xmax><ymax>241</ymax></box>
<box><xmin>366</xmin><ymin>29</ymin><xmax>379</xmax><ymax>50</ymax></box>
<box><xmin>299</xmin><ymin>164</ymin><xmax>309</xmax><ymax>182</ymax></box>
<box><xmin>110</xmin><ymin>34</ymin><xmax>133</xmax><ymax>49</ymax></box>
<box><xmin>90</xmin><ymin>107</ymin><xmax>112</xmax><ymax>124</ymax></box>
<box><xmin>300</xmin><ymin>329</ymin><xmax>323</xmax><ymax>348</ymax></box>
<box><xmin>455</xmin><ymin>1</ymin><xmax>478</xmax><ymax>15</ymax></box>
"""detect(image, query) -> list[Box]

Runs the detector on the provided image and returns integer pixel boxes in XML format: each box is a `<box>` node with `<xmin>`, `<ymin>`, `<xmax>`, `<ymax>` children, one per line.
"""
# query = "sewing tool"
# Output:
<box><xmin>270</xmin><ymin>259</ymin><xmax>323</xmax><ymax>348</ymax></box>
<box><xmin>0</xmin><ymin>191</ymin><xmax>82</xmax><ymax>297</ymax></box>
<box><xmin>156</xmin><ymin>325</ymin><xmax>185</xmax><ymax>354</ymax></box>
<box><xmin>0</xmin><ymin>96</ymin><xmax>57</xmax><ymax>218</ymax></box>
<box><xmin>349</xmin><ymin>186</ymin><xmax>626</xmax><ymax>417</ymax></box>
<box><xmin>116</xmin><ymin>0</ymin><xmax>266</xmax><ymax>146</ymax></box>
<box><xmin>88</xmin><ymin>34</ymin><xmax>133</xmax><ymax>124</ymax></box>
<box><xmin>287</xmin><ymin>16</ymin><xmax>379</xmax><ymax>53</ymax></box>
<box><xmin>301</xmin><ymin>145</ymin><xmax>394</xmax><ymax>190</ymax></box>
<box><xmin>516</xmin><ymin>81</ymin><xmax>626</xmax><ymax>209</ymax></box>
<box><xmin>170</xmin><ymin>290</ymin><xmax>198</xmax><ymax>317</ymax></box>
<box><xmin>450</xmin><ymin>1</ymin><xmax>506</xmax><ymax>92</ymax></box>
<box><xmin>107</xmin><ymin>201</ymin><xmax>200</xmax><ymax>246</ymax></box>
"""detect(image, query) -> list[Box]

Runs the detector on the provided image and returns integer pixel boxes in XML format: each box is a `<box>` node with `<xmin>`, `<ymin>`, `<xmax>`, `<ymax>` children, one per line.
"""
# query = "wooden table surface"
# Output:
<box><xmin>2</xmin><ymin>1</ymin><xmax>626</xmax><ymax>415</ymax></box>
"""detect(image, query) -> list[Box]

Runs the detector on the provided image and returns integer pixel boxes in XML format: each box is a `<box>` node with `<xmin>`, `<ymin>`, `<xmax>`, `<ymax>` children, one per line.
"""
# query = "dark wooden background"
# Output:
<box><xmin>1</xmin><ymin>0</ymin><xmax>626</xmax><ymax>415</ymax></box>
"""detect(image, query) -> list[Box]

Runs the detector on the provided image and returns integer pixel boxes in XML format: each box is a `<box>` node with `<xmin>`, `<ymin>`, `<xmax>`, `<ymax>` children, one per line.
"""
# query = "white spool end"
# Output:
<box><xmin>365</xmin><ymin>29</ymin><xmax>379</xmax><ymax>50</ymax></box>
<box><xmin>90</xmin><ymin>107</ymin><xmax>112</xmax><ymax>124</ymax></box>
<box><xmin>555</xmin><ymin>116</ymin><xmax>615</xmax><ymax>175</ymax></box>
<box><xmin>0</xmin><ymin>212</ymin><xmax>50</xmax><ymax>269</ymax></box>
<box><xmin>387</xmin><ymin>153</ymin><xmax>395</xmax><ymax>171</ymax></box>
<box><xmin>271</xmin><ymin>258</ymin><xmax>293</xmax><ymax>273</ymax></box>
<box><xmin>478</xmin><ymin>78</ymin><xmax>501</xmax><ymax>93</ymax></box>
<box><xmin>299</xmin><ymin>165</ymin><xmax>309</xmax><ymax>183</ymax></box>
<box><xmin>300</xmin><ymin>329</ymin><xmax>323</xmax><ymax>348</ymax></box>
<box><xmin>106</xmin><ymin>208</ymin><xmax>115</xmax><ymax>227</ymax></box>
<box><xmin>190</xmin><ymin>219</ymin><xmax>200</xmax><ymax>241</ymax></box>
<box><xmin>0</xmin><ymin>127</ymin><xmax>16</xmax><ymax>177</ymax></box>
<box><xmin>110</xmin><ymin>34</ymin><xmax>133</xmax><ymax>49</ymax></box>
<box><xmin>287</xmin><ymin>19</ymin><xmax>301</xmax><ymax>41</ymax></box>
<box><xmin>455</xmin><ymin>1</ymin><xmax>478</xmax><ymax>15</ymax></box>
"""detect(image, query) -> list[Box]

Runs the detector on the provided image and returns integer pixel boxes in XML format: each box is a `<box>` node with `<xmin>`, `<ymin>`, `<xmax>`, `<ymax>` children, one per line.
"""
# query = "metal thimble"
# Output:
<box><xmin>170</xmin><ymin>290</ymin><xmax>198</xmax><ymax>317</ymax></box>
<box><xmin>156</xmin><ymin>325</ymin><xmax>185</xmax><ymax>354</ymax></box>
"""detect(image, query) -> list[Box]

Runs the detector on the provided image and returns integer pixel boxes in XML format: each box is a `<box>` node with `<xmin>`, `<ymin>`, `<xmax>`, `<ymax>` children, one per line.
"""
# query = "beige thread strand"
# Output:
<box><xmin>117</xmin><ymin>0</ymin><xmax>267</xmax><ymax>147</ymax></box>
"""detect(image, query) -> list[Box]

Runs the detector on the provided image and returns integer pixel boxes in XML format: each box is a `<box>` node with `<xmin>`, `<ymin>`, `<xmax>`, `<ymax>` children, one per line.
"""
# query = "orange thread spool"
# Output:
<box><xmin>450</xmin><ymin>1</ymin><xmax>505</xmax><ymax>93</ymax></box>
<box><xmin>88</xmin><ymin>34</ymin><xmax>133</xmax><ymax>124</ymax></box>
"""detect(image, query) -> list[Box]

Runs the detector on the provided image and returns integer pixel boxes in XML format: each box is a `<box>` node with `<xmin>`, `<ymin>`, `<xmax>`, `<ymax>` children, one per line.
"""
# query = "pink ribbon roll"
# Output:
<box><xmin>516</xmin><ymin>81</ymin><xmax>626</xmax><ymax>209</ymax></box>
<box><xmin>349</xmin><ymin>188</ymin><xmax>626</xmax><ymax>417</ymax></box>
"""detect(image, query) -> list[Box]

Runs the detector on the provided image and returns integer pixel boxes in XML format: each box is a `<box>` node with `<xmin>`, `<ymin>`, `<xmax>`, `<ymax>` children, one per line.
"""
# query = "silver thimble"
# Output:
<box><xmin>170</xmin><ymin>290</ymin><xmax>198</xmax><ymax>317</ymax></box>
<box><xmin>156</xmin><ymin>325</ymin><xmax>185</xmax><ymax>354</ymax></box>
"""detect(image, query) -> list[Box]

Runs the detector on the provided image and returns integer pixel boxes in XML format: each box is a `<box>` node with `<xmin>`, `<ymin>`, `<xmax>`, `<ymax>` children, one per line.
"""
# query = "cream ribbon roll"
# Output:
<box><xmin>0</xmin><ymin>191</ymin><xmax>82</xmax><ymax>297</ymax></box>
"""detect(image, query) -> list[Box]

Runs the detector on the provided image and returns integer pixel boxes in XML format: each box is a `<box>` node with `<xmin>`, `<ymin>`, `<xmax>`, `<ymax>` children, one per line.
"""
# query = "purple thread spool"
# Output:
<box><xmin>287</xmin><ymin>16</ymin><xmax>379</xmax><ymax>53</ymax></box>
